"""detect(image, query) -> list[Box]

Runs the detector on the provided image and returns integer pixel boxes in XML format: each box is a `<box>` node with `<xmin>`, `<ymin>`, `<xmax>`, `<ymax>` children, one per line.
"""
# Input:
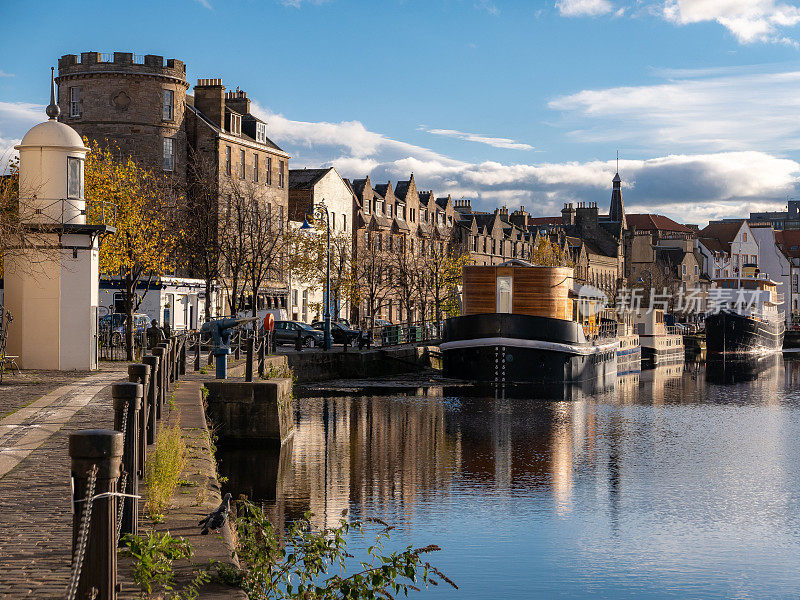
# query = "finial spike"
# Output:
<box><xmin>616</xmin><ymin>149</ymin><xmax>619</xmax><ymax>173</ymax></box>
<box><xmin>46</xmin><ymin>66</ymin><xmax>60</xmax><ymax>120</ymax></box>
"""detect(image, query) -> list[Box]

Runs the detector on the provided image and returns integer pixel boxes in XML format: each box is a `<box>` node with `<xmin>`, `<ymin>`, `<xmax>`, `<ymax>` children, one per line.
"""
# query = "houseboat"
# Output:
<box><xmin>635</xmin><ymin>309</ymin><xmax>684</xmax><ymax>366</ymax></box>
<box><xmin>616</xmin><ymin>311</ymin><xmax>641</xmax><ymax>374</ymax></box>
<box><xmin>705</xmin><ymin>271</ymin><xmax>784</xmax><ymax>355</ymax></box>
<box><xmin>441</xmin><ymin>261</ymin><xmax>618</xmax><ymax>385</ymax></box>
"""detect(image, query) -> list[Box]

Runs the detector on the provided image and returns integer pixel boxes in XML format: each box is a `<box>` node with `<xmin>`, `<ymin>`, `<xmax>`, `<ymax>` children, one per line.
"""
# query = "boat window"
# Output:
<box><xmin>496</xmin><ymin>276</ymin><xmax>513</xmax><ymax>313</ymax></box>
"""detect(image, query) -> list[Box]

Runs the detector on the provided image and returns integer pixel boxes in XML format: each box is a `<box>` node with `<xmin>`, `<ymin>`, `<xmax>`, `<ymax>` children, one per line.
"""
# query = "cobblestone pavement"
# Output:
<box><xmin>0</xmin><ymin>370</ymin><xmax>92</xmax><ymax>418</ymax></box>
<box><xmin>0</xmin><ymin>364</ymin><xmax>136</xmax><ymax>598</ymax></box>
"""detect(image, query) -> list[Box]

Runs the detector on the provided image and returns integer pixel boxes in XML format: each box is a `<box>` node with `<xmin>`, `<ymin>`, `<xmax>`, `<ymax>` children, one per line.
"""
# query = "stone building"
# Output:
<box><xmin>453</xmin><ymin>201</ymin><xmax>535</xmax><ymax>266</ymax></box>
<box><xmin>287</xmin><ymin>167</ymin><xmax>355</xmax><ymax>322</ymax></box>
<box><xmin>56</xmin><ymin>52</ymin><xmax>189</xmax><ymax>181</ymax></box>
<box><xmin>186</xmin><ymin>82</ymin><xmax>291</xmax><ymax>314</ymax></box>
<box><xmin>350</xmin><ymin>174</ymin><xmax>457</xmax><ymax>324</ymax></box>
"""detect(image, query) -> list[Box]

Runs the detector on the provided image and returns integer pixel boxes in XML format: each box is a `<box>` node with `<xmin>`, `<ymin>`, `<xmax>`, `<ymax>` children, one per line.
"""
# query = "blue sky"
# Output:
<box><xmin>4</xmin><ymin>0</ymin><xmax>800</xmax><ymax>224</ymax></box>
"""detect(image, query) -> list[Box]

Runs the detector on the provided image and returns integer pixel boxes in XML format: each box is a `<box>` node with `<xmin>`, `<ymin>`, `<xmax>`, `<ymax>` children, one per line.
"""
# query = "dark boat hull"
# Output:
<box><xmin>441</xmin><ymin>313</ymin><xmax>617</xmax><ymax>385</ymax></box>
<box><xmin>706</xmin><ymin>310</ymin><xmax>784</xmax><ymax>354</ymax></box>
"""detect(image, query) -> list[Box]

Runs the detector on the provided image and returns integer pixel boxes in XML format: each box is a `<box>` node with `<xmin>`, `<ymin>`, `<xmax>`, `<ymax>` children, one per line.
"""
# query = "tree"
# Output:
<box><xmin>530</xmin><ymin>234</ymin><xmax>571</xmax><ymax>267</ymax></box>
<box><xmin>353</xmin><ymin>231</ymin><xmax>393</xmax><ymax>329</ymax></box>
<box><xmin>418</xmin><ymin>238</ymin><xmax>470</xmax><ymax>324</ymax></box>
<box><xmin>183</xmin><ymin>149</ymin><xmax>223</xmax><ymax>322</ymax></box>
<box><xmin>390</xmin><ymin>235</ymin><xmax>419</xmax><ymax>323</ymax></box>
<box><xmin>85</xmin><ymin>140</ymin><xmax>182</xmax><ymax>360</ymax></box>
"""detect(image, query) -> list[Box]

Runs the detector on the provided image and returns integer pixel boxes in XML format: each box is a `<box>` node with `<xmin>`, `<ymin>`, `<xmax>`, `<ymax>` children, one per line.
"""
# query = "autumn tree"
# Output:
<box><xmin>85</xmin><ymin>140</ymin><xmax>182</xmax><ymax>360</ymax></box>
<box><xmin>530</xmin><ymin>234</ymin><xmax>571</xmax><ymax>267</ymax></box>
<box><xmin>418</xmin><ymin>238</ymin><xmax>470</xmax><ymax>325</ymax></box>
<box><xmin>353</xmin><ymin>231</ymin><xmax>393</xmax><ymax>329</ymax></box>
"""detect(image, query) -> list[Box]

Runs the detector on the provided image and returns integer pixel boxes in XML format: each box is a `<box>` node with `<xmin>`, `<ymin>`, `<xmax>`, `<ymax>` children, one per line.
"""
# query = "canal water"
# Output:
<box><xmin>219</xmin><ymin>355</ymin><xmax>800</xmax><ymax>599</ymax></box>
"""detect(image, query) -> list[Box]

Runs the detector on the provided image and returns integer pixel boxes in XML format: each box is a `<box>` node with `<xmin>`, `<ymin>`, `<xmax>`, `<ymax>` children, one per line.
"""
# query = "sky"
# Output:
<box><xmin>3</xmin><ymin>0</ymin><xmax>800</xmax><ymax>225</ymax></box>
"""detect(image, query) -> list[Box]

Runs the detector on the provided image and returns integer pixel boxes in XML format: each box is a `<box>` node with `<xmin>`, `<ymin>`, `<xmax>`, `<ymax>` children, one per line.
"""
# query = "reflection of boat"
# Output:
<box><xmin>635</xmin><ymin>309</ymin><xmax>684</xmax><ymax>367</ymax></box>
<box><xmin>443</xmin><ymin>369</ymin><xmax>617</xmax><ymax>401</ymax></box>
<box><xmin>705</xmin><ymin>273</ymin><xmax>784</xmax><ymax>354</ymax></box>
<box><xmin>442</xmin><ymin>261</ymin><xmax>617</xmax><ymax>385</ymax></box>
<box><xmin>705</xmin><ymin>353</ymin><xmax>783</xmax><ymax>384</ymax></box>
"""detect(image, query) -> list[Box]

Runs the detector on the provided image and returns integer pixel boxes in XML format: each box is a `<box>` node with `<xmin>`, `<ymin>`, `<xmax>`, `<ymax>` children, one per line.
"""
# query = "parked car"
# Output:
<box><xmin>100</xmin><ymin>313</ymin><xmax>150</xmax><ymax>345</ymax></box>
<box><xmin>273</xmin><ymin>320</ymin><xmax>325</xmax><ymax>348</ymax></box>
<box><xmin>311</xmin><ymin>321</ymin><xmax>361</xmax><ymax>345</ymax></box>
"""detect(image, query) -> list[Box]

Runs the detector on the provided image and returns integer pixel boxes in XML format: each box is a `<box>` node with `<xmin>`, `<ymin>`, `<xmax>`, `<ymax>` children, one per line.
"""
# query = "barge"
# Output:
<box><xmin>441</xmin><ymin>261</ymin><xmax>618</xmax><ymax>385</ymax></box>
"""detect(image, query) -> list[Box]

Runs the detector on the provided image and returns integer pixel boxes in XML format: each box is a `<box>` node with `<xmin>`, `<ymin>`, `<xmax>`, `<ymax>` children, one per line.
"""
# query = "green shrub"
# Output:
<box><xmin>144</xmin><ymin>420</ymin><xmax>188</xmax><ymax>517</ymax></box>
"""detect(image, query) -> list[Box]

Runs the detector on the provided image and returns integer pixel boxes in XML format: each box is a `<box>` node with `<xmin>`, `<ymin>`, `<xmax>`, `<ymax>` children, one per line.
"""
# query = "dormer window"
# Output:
<box><xmin>230</xmin><ymin>113</ymin><xmax>241</xmax><ymax>135</ymax></box>
<box><xmin>256</xmin><ymin>122</ymin><xmax>267</xmax><ymax>144</ymax></box>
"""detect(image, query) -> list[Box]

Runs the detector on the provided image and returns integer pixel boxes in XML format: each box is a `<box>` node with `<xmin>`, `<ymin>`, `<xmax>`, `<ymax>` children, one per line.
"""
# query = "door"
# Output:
<box><xmin>497</xmin><ymin>276</ymin><xmax>513</xmax><ymax>313</ymax></box>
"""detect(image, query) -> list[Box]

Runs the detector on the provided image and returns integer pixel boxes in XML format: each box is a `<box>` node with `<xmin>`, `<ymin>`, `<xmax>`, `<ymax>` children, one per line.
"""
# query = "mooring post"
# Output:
<box><xmin>141</xmin><ymin>355</ymin><xmax>159</xmax><ymax>445</ymax></box>
<box><xmin>151</xmin><ymin>347</ymin><xmax>167</xmax><ymax>417</ymax></box>
<box><xmin>194</xmin><ymin>332</ymin><xmax>201</xmax><ymax>372</ymax></box>
<box><xmin>112</xmin><ymin>382</ymin><xmax>142</xmax><ymax>540</ymax></box>
<box><xmin>69</xmin><ymin>429</ymin><xmax>123</xmax><ymax>600</ymax></box>
<box><xmin>246</xmin><ymin>334</ymin><xmax>254</xmax><ymax>382</ymax></box>
<box><xmin>127</xmin><ymin>363</ymin><xmax>150</xmax><ymax>477</ymax></box>
<box><xmin>180</xmin><ymin>335</ymin><xmax>187</xmax><ymax>376</ymax></box>
<box><xmin>258</xmin><ymin>335</ymin><xmax>266</xmax><ymax>378</ymax></box>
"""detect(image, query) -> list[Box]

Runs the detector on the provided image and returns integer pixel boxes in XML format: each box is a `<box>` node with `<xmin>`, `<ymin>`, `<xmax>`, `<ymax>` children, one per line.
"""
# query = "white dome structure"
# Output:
<box><xmin>17</xmin><ymin>119</ymin><xmax>88</xmax><ymax>151</ymax></box>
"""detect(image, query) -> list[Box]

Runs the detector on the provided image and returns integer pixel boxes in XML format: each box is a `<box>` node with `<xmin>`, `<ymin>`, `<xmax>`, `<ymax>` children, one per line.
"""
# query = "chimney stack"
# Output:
<box><xmin>194</xmin><ymin>78</ymin><xmax>225</xmax><ymax>129</ymax></box>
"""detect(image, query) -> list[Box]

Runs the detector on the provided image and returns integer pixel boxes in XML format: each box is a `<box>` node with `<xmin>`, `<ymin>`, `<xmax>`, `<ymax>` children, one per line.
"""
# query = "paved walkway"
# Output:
<box><xmin>0</xmin><ymin>365</ymin><xmax>131</xmax><ymax>598</ymax></box>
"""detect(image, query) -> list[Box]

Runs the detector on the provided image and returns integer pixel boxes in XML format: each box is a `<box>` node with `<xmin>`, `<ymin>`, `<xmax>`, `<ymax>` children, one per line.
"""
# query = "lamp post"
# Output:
<box><xmin>299</xmin><ymin>201</ymin><xmax>332</xmax><ymax>351</ymax></box>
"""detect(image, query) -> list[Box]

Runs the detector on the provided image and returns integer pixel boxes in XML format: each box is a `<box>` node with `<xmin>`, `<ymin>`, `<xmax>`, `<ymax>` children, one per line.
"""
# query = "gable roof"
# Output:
<box><xmin>776</xmin><ymin>230</ymin><xmax>800</xmax><ymax>259</ymax></box>
<box><xmin>626</xmin><ymin>213</ymin><xmax>693</xmax><ymax>234</ymax></box>
<box><xmin>698</xmin><ymin>220</ymin><xmax>745</xmax><ymax>254</ymax></box>
<box><xmin>531</xmin><ymin>216</ymin><xmax>562</xmax><ymax>226</ymax></box>
<box><xmin>288</xmin><ymin>168</ymin><xmax>332</xmax><ymax>191</ymax></box>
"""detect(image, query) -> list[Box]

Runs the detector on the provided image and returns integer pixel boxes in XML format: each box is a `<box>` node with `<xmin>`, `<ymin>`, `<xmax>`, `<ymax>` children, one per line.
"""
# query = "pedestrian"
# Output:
<box><xmin>147</xmin><ymin>319</ymin><xmax>165</xmax><ymax>350</ymax></box>
<box><xmin>162</xmin><ymin>322</ymin><xmax>171</xmax><ymax>339</ymax></box>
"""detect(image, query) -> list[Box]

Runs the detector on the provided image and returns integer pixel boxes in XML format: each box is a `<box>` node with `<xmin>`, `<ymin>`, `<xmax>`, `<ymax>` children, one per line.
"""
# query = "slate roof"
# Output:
<box><xmin>373</xmin><ymin>184</ymin><xmax>389</xmax><ymax>198</ymax></box>
<box><xmin>436</xmin><ymin>196</ymin><xmax>451</xmax><ymax>209</ymax></box>
<box><xmin>351</xmin><ymin>178</ymin><xmax>368</xmax><ymax>198</ymax></box>
<box><xmin>530</xmin><ymin>216</ymin><xmax>562</xmax><ymax>226</ymax></box>
<box><xmin>394</xmin><ymin>179</ymin><xmax>410</xmax><ymax>200</ymax></box>
<box><xmin>776</xmin><ymin>230</ymin><xmax>800</xmax><ymax>258</ymax></box>
<box><xmin>698</xmin><ymin>220</ymin><xmax>744</xmax><ymax>254</ymax></box>
<box><xmin>288</xmin><ymin>168</ymin><xmax>331</xmax><ymax>191</ymax></box>
<box><xmin>655</xmin><ymin>246</ymin><xmax>686</xmax><ymax>269</ymax></box>
<box><xmin>186</xmin><ymin>104</ymin><xmax>287</xmax><ymax>155</ymax></box>
<box><xmin>627</xmin><ymin>213</ymin><xmax>693</xmax><ymax>234</ymax></box>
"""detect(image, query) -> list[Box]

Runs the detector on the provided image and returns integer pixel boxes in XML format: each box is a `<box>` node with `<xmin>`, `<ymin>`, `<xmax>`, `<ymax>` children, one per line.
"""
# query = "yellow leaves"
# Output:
<box><xmin>84</xmin><ymin>138</ymin><xmax>182</xmax><ymax>278</ymax></box>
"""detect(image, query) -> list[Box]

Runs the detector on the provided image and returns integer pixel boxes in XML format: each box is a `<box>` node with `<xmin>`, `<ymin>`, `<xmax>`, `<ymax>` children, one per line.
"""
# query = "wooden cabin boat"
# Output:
<box><xmin>441</xmin><ymin>261</ymin><xmax>618</xmax><ymax>385</ymax></box>
<box><xmin>635</xmin><ymin>309</ymin><xmax>684</xmax><ymax>366</ymax></box>
<box><xmin>705</xmin><ymin>272</ymin><xmax>784</xmax><ymax>355</ymax></box>
<box><xmin>616</xmin><ymin>311</ymin><xmax>641</xmax><ymax>374</ymax></box>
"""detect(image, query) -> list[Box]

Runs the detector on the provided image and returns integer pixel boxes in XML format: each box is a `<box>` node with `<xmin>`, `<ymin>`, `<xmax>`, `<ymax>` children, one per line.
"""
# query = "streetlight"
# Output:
<box><xmin>299</xmin><ymin>201</ymin><xmax>332</xmax><ymax>351</ymax></box>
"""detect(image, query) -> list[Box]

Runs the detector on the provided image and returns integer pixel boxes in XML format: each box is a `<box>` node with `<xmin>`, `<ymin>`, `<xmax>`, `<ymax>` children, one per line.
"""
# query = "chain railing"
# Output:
<box><xmin>66</xmin><ymin>464</ymin><xmax>98</xmax><ymax>600</ymax></box>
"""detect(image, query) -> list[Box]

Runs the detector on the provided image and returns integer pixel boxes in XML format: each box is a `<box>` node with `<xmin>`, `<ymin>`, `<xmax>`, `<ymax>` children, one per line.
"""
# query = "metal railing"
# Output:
<box><xmin>583</xmin><ymin>320</ymin><xmax>618</xmax><ymax>341</ymax></box>
<box><xmin>99</xmin><ymin>329</ymin><xmax>147</xmax><ymax>361</ymax></box>
<box><xmin>366</xmin><ymin>320</ymin><xmax>444</xmax><ymax>347</ymax></box>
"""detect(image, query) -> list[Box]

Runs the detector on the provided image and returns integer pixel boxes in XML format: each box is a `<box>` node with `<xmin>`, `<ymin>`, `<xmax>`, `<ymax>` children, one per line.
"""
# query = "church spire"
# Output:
<box><xmin>610</xmin><ymin>167</ymin><xmax>625</xmax><ymax>227</ymax></box>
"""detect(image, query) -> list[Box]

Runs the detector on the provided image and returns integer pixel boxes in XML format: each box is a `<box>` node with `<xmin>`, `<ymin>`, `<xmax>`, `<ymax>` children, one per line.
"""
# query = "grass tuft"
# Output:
<box><xmin>144</xmin><ymin>419</ymin><xmax>188</xmax><ymax>518</ymax></box>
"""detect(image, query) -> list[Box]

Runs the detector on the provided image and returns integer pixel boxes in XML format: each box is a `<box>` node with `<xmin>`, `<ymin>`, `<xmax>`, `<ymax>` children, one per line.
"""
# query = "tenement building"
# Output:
<box><xmin>453</xmin><ymin>201</ymin><xmax>535</xmax><ymax>266</ymax></box>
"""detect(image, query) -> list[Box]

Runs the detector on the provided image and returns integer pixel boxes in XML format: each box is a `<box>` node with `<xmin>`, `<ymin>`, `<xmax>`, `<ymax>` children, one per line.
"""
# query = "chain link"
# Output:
<box><xmin>65</xmin><ymin>464</ymin><xmax>98</xmax><ymax>600</ymax></box>
<box><xmin>116</xmin><ymin>400</ymin><xmax>130</xmax><ymax>546</ymax></box>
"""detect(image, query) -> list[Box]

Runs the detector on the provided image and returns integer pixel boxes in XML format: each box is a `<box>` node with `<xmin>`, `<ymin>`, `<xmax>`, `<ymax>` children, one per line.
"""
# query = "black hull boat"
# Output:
<box><xmin>441</xmin><ymin>313</ymin><xmax>617</xmax><ymax>385</ymax></box>
<box><xmin>706</xmin><ymin>310</ymin><xmax>784</xmax><ymax>355</ymax></box>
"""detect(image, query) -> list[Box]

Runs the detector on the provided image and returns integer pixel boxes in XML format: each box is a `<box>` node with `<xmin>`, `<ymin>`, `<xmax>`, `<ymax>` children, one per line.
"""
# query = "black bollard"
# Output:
<box><xmin>141</xmin><ymin>355</ymin><xmax>159</xmax><ymax>445</ymax></box>
<box><xmin>234</xmin><ymin>331</ymin><xmax>241</xmax><ymax>361</ymax></box>
<box><xmin>194</xmin><ymin>333</ymin><xmax>201</xmax><ymax>372</ymax></box>
<box><xmin>69</xmin><ymin>429</ymin><xmax>123</xmax><ymax>600</ymax></box>
<box><xmin>127</xmin><ymin>363</ymin><xmax>150</xmax><ymax>477</ymax></box>
<box><xmin>246</xmin><ymin>334</ymin><xmax>254</xmax><ymax>382</ymax></box>
<box><xmin>271</xmin><ymin>331</ymin><xmax>277</xmax><ymax>354</ymax></box>
<box><xmin>295</xmin><ymin>328</ymin><xmax>303</xmax><ymax>352</ymax></box>
<box><xmin>151</xmin><ymin>347</ymin><xmax>167</xmax><ymax>416</ymax></box>
<box><xmin>258</xmin><ymin>335</ymin><xmax>266</xmax><ymax>378</ymax></box>
<box><xmin>180</xmin><ymin>336</ymin><xmax>187</xmax><ymax>376</ymax></box>
<box><xmin>112</xmin><ymin>382</ymin><xmax>142</xmax><ymax>541</ymax></box>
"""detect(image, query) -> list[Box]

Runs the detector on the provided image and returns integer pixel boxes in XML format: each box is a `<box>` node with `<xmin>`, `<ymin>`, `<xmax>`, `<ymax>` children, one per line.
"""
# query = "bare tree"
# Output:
<box><xmin>391</xmin><ymin>235</ymin><xmax>420</xmax><ymax>323</ymax></box>
<box><xmin>219</xmin><ymin>182</ymin><xmax>248</xmax><ymax>317</ymax></box>
<box><xmin>354</xmin><ymin>232</ymin><xmax>393</xmax><ymax>329</ymax></box>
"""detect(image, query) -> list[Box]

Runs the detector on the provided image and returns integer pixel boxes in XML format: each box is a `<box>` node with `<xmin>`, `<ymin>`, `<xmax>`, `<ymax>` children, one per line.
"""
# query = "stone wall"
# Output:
<box><xmin>204</xmin><ymin>379</ymin><xmax>293</xmax><ymax>444</ymax></box>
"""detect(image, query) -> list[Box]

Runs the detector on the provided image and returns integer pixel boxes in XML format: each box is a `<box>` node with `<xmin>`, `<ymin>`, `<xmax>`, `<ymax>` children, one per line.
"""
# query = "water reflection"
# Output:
<box><xmin>218</xmin><ymin>357</ymin><xmax>800</xmax><ymax>599</ymax></box>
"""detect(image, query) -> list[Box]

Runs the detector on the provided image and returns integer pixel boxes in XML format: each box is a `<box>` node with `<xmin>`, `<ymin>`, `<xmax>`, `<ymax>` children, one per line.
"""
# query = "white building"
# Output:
<box><xmin>750</xmin><ymin>223</ymin><xmax>792</xmax><ymax>326</ymax></box>
<box><xmin>288</xmin><ymin>167</ymin><xmax>355</xmax><ymax>323</ymax></box>
<box><xmin>697</xmin><ymin>220</ymin><xmax>760</xmax><ymax>279</ymax></box>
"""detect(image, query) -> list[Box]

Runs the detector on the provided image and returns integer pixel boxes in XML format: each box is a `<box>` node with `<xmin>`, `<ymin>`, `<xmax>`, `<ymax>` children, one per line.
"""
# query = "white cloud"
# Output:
<box><xmin>0</xmin><ymin>101</ymin><xmax>44</xmax><ymax>161</ymax></box>
<box><xmin>0</xmin><ymin>70</ymin><xmax>14</xmax><ymax>78</ymax></box>
<box><xmin>474</xmin><ymin>0</ymin><xmax>499</xmax><ymax>15</ymax></box>
<box><xmin>249</xmin><ymin>100</ymin><xmax>798</xmax><ymax>225</ymax></box>
<box><xmin>556</xmin><ymin>0</ymin><xmax>614</xmax><ymax>17</ymax></box>
<box><xmin>549</xmin><ymin>67</ymin><xmax>800</xmax><ymax>153</ymax></box>
<box><xmin>663</xmin><ymin>0</ymin><xmax>800</xmax><ymax>44</ymax></box>
<box><xmin>424</xmin><ymin>127</ymin><xmax>534</xmax><ymax>150</ymax></box>
<box><xmin>194</xmin><ymin>0</ymin><xmax>212</xmax><ymax>8</ymax></box>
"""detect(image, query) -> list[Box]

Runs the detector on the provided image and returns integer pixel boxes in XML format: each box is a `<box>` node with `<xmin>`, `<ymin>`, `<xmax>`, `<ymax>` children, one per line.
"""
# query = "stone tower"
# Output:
<box><xmin>56</xmin><ymin>51</ymin><xmax>189</xmax><ymax>180</ymax></box>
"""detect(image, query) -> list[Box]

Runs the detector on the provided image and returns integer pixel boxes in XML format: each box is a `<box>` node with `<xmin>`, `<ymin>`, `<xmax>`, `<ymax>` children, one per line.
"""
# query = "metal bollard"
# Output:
<box><xmin>69</xmin><ymin>429</ymin><xmax>123</xmax><ymax>600</ymax></box>
<box><xmin>127</xmin><ymin>363</ymin><xmax>151</xmax><ymax>477</ymax></box>
<box><xmin>246</xmin><ymin>334</ymin><xmax>254</xmax><ymax>382</ymax></box>
<box><xmin>194</xmin><ymin>333</ymin><xmax>201</xmax><ymax>372</ymax></box>
<box><xmin>157</xmin><ymin>342</ymin><xmax>171</xmax><ymax>391</ymax></box>
<box><xmin>180</xmin><ymin>336</ymin><xmax>187</xmax><ymax>376</ymax></box>
<box><xmin>258</xmin><ymin>336</ymin><xmax>266</xmax><ymax>378</ymax></box>
<box><xmin>112</xmin><ymin>382</ymin><xmax>142</xmax><ymax>540</ymax></box>
<box><xmin>151</xmin><ymin>347</ymin><xmax>167</xmax><ymax>416</ymax></box>
<box><xmin>141</xmin><ymin>355</ymin><xmax>159</xmax><ymax>445</ymax></box>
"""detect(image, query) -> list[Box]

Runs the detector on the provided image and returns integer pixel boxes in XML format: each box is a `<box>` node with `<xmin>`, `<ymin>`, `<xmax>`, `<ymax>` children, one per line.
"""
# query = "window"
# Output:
<box><xmin>278</xmin><ymin>205</ymin><xmax>284</xmax><ymax>232</ymax></box>
<box><xmin>331</xmin><ymin>213</ymin><xmax>336</xmax><ymax>230</ymax></box>
<box><xmin>225</xmin><ymin>146</ymin><xmax>231</xmax><ymax>176</ymax></box>
<box><xmin>266</xmin><ymin>156</ymin><xmax>272</xmax><ymax>184</ymax></box>
<box><xmin>752</xmin><ymin>255</ymin><xmax>757</xmax><ymax>264</ymax></box>
<box><xmin>292</xmin><ymin>289</ymin><xmax>298</xmax><ymax>306</ymax></box>
<box><xmin>342</xmin><ymin>214</ymin><xmax>346</xmax><ymax>231</ymax></box>
<box><xmin>363</xmin><ymin>199</ymin><xmax>370</xmax><ymax>214</ymax></box>
<box><xmin>253</xmin><ymin>153</ymin><xmax>259</xmax><ymax>182</ymax></box>
<box><xmin>162</xmin><ymin>138</ymin><xmax>174</xmax><ymax>171</ymax></box>
<box><xmin>256</xmin><ymin>122</ymin><xmax>267</xmax><ymax>144</ymax></box>
<box><xmin>230</xmin><ymin>113</ymin><xmax>241</xmax><ymax>135</ymax></box>
<box><xmin>743</xmin><ymin>232</ymin><xmax>747</xmax><ymax>242</ymax></box>
<box><xmin>410</xmin><ymin>208</ymin><xmax>415</xmax><ymax>222</ymax></box>
<box><xmin>239</xmin><ymin>149</ymin><xmax>246</xmax><ymax>179</ymax></box>
<box><xmin>162</xmin><ymin>89</ymin><xmax>174</xmax><ymax>121</ymax></box>
<box><xmin>682</xmin><ymin>264</ymin><xmax>687</xmax><ymax>275</ymax></box>
<box><xmin>69</xmin><ymin>87</ymin><xmax>80</xmax><ymax>117</ymax></box>
<box><xmin>278</xmin><ymin>161</ymin><xmax>285</xmax><ymax>188</ymax></box>
<box><xmin>694</xmin><ymin>265</ymin><xmax>698</xmax><ymax>275</ymax></box>
<box><xmin>497</xmin><ymin>276</ymin><xmax>513</xmax><ymax>313</ymax></box>
<box><xmin>67</xmin><ymin>157</ymin><xmax>83</xmax><ymax>199</ymax></box>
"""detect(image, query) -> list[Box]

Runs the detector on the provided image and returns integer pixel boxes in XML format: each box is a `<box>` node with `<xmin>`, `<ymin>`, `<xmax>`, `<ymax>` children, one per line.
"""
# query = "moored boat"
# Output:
<box><xmin>705</xmin><ymin>272</ymin><xmax>784</xmax><ymax>355</ymax></box>
<box><xmin>635</xmin><ymin>309</ymin><xmax>684</xmax><ymax>367</ymax></box>
<box><xmin>616</xmin><ymin>312</ymin><xmax>641</xmax><ymax>374</ymax></box>
<box><xmin>441</xmin><ymin>261</ymin><xmax>617</xmax><ymax>385</ymax></box>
